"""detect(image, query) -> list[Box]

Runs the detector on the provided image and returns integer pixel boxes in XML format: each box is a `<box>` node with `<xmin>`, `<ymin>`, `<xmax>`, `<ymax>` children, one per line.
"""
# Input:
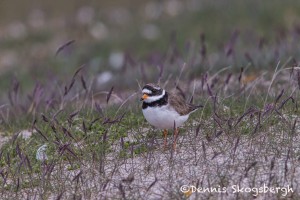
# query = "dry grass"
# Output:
<box><xmin>1</xmin><ymin>60</ymin><xmax>300</xmax><ymax>199</ymax></box>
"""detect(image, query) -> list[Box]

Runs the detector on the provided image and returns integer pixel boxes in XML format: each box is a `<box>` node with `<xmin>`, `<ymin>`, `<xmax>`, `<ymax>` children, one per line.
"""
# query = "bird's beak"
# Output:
<box><xmin>140</xmin><ymin>94</ymin><xmax>148</xmax><ymax>101</ymax></box>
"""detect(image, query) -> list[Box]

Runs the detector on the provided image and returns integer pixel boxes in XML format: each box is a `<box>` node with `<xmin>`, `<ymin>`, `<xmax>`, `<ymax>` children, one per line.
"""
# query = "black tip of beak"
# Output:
<box><xmin>140</xmin><ymin>98</ymin><xmax>143</xmax><ymax>101</ymax></box>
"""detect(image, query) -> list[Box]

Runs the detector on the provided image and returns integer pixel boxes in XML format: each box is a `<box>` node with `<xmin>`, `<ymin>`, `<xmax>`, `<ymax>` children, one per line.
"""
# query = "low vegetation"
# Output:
<box><xmin>1</xmin><ymin>0</ymin><xmax>300</xmax><ymax>199</ymax></box>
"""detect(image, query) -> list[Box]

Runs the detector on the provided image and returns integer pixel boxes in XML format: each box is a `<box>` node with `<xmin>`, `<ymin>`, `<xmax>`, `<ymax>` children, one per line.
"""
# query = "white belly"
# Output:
<box><xmin>142</xmin><ymin>105</ymin><xmax>189</xmax><ymax>129</ymax></box>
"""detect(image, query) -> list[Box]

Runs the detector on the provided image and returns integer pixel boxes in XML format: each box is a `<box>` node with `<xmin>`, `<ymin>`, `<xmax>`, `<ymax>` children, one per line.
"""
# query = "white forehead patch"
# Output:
<box><xmin>142</xmin><ymin>89</ymin><xmax>152</xmax><ymax>94</ymax></box>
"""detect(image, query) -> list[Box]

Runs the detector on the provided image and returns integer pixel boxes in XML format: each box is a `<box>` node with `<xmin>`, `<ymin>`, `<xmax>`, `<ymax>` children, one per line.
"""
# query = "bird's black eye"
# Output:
<box><xmin>149</xmin><ymin>89</ymin><xmax>162</xmax><ymax>96</ymax></box>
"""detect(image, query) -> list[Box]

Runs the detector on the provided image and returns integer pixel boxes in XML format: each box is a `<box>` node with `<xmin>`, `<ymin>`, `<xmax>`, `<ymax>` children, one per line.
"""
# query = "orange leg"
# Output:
<box><xmin>163</xmin><ymin>129</ymin><xmax>168</xmax><ymax>148</ymax></box>
<box><xmin>173</xmin><ymin>128</ymin><xmax>178</xmax><ymax>150</ymax></box>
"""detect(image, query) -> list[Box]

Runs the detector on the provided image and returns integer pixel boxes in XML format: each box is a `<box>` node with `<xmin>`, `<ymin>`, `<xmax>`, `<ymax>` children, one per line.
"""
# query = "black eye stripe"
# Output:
<box><xmin>147</xmin><ymin>92</ymin><xmax>157</xmax><ymax>96</ymax></box>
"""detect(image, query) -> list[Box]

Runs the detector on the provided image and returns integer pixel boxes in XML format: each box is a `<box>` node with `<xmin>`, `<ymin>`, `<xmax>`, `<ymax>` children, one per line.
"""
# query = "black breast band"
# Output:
<box><xmin>142</xmin><ymin>92</ymin><xmax>168</xmax><ymax>109</ymax></box>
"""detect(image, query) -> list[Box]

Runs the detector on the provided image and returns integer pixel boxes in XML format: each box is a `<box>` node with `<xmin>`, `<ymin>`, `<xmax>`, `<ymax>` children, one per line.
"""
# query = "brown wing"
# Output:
<box><xmin>168</xmin><ymin>91</ymin><xmax>200</xmax><ymax>116</ymax></box>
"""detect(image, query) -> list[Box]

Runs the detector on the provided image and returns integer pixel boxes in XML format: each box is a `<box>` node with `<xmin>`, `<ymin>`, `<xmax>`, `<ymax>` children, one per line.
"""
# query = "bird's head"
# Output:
<box><xmin>140</xmin><ymin>83</ymin><xmax>165</xmax><ymax>103</ymax></box>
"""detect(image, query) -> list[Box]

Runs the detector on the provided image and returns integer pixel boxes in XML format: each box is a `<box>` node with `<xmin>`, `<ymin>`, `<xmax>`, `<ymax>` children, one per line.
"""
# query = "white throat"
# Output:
<box><xmin>144</xmin><ymin>90</ymin><xmax>166</xmax><ymax>103</ymax></box>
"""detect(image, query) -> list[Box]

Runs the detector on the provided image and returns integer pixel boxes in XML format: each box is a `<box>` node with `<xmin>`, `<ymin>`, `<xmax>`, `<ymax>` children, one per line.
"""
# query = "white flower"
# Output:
<box><xmin>36</xmin><ymin>144</ymin><xmax>48</xmax><ymax>161</ymax></box>
<box><xmin>19</xmin><ymin>130</ymin><xmax>32</xmax><ymax>140</ymax></box>
<box><xmin>141</xmin><ymin>24</ymin><xmax>160</xmax><ymax>40</ymax></box>
<box><xmin>109</xmin><ymin>51</ymin><xmax>124</xmax><ymax>70</ymax></box>
<box><xmin>90</xmin><ymin>22</ymin><xmax>109</xmax><ymax>40</ymax></box>
<box><xmin>96</xmin><ymin>71</ymin><xmax>113</xmax><ymax>85</ymax></box>
<box><xmin>77</xmin><ymin>6</ymin><xmax>95</xmax><ymax>25</ymax></box>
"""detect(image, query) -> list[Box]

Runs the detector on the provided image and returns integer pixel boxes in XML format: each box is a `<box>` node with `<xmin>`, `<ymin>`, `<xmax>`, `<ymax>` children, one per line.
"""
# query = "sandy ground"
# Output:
<box><xmin>1</xmin><ymin>119</ymin><xmax>300</xmax><ymax>199</ymax></box>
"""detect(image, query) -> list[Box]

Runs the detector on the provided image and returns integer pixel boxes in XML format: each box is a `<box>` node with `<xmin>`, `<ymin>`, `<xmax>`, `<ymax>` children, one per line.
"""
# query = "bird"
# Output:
<box><xmin>140</xmin><ymin>83</ymin><xmax>202</xmax><ymax>149</ymax></box>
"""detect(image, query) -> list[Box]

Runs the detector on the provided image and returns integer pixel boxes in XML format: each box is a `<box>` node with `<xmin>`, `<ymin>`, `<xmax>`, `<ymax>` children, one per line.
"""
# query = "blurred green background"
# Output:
<box><xmin>1</xmin><ymin>0</ymin><xmax>300</xmax><ymax>96</ymax></box>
